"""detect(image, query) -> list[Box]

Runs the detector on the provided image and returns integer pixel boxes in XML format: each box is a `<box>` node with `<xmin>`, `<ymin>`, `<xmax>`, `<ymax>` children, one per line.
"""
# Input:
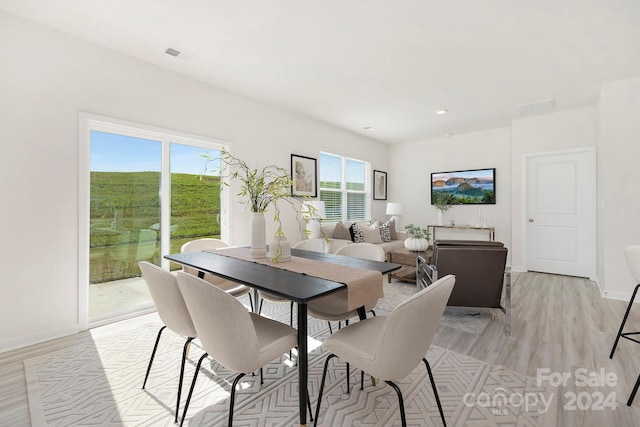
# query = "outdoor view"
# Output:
<box><xmin>89</xmin><ymin>131</ymin><xmax>221</xmax><ymax>287</ymax></box>
<box><xmin>319</xmin><ymin>153</ymin><xmax>366</xmax><ymax>222</ymax></box>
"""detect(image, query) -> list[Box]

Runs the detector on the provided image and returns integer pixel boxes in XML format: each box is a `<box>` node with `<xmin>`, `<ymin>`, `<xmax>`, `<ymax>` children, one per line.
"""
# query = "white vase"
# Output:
<box><xmin>268</xmin><ymin>235</ymin><xmax>291</xmax><ymax>262</ymax></box>
<box><xmin>250</xmin><ymin>212</ymin><xmax>267</xmax><ymax>259</ymax></box>
<box><xmin>436</xmin><ymin>210</ymin><xmax>445</xmax><ymax>226</ymax></box>
<box><xmin>404</xmin><ymin>237</ymin><xmax>429</xmax><ymax>252</ymax></box>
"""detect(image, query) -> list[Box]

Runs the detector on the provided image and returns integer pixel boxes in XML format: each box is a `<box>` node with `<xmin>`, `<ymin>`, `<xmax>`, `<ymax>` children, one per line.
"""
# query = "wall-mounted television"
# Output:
<box><xmin>431</xmin><ymin>168</ymin><xmax>496</xmax><ymax>205</ymax></box>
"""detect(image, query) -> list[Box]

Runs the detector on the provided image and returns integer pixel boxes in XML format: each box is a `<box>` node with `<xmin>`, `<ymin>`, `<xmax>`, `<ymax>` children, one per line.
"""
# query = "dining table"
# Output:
<box><xmin>165</xmin><ymin>247</ymin><xmax>401</xmax><ymax>426</ymax></box>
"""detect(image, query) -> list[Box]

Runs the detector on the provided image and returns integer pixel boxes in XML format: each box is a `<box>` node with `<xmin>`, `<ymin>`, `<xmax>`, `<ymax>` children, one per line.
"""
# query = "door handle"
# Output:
<box><xmin>528</xmin><ymin>218</ymin><xmax>534</xmax><ymax>222</ymax></box>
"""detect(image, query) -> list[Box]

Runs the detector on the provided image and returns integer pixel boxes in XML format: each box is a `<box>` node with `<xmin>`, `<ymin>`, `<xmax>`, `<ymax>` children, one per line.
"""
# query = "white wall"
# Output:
<box><xmin>511</xmin><ymin>107</ymin><xmax>599</xmax><ymax>271</ymax></box>
<box><xmin>0</xmin><ymin>11</ymin><xmax>388</xmax><ymax>352</ymax></box>
<box><xmin>387</xmin><ymin>127</ymin><xmax>512</xmax><ymax>256</ymax></box>
<box><xmin>599</xmin><ymin>76</ymin><xmax>640</xmax><ymax>297</ymax></box>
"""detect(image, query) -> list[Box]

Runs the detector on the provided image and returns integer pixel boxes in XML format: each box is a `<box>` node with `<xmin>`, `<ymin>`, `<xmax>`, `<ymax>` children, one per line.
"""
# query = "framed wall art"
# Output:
<box><xmin>291</xmin><ymin>154</ymin><xmax>317</xmax><ymax>197</ymax></box>
<box><xmin>373</xmin><ymin>170</ymin><xmax>387</xmax><ymax>200</ymax></box>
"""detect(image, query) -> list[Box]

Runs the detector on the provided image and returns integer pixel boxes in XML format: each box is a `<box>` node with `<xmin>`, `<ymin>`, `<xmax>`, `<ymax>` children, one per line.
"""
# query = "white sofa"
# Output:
<box><xmin>309</xmin><ymin>220</ymin><xmax>407</xmax><ymax>254</ymax></box>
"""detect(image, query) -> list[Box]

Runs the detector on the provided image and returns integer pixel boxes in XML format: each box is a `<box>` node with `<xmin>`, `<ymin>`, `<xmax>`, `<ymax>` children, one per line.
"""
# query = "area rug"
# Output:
<box><xmin>25</xmin><ymin>288</ymin><xmax>553</xmax><ymax>426</ymax></box>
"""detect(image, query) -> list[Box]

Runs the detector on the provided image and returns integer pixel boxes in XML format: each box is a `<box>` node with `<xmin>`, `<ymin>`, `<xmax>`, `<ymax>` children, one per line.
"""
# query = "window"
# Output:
<box><xmin>319</xmin><ymin>152</ymin><xmax>370</xmax><ymax>223</ymax></box>
<box><xmin>80</xmin><ymin>113</ymin><xmax>228</xmax><ymax>326</ymax></box>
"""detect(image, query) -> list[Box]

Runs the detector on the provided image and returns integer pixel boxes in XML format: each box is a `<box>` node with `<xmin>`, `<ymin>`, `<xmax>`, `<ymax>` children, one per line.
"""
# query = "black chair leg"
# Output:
<box><xmin>307</xmin><ymin>391</ymin><xmax>314</xmax><ymax>422</ymax></box>
<box><xmin>361</xmin><ymin>371</ymin><xmax>364</xmax><ymax>390</ymax></box>
<box><xmin>424</xmin><ymin>358</ymin><xmax>447</xmax><ymax>426</ymax></box>
<box><xmin>228</xmin><ymin>373</ymin><xmax>246</xmax><ymax>427</ymax></box>
<box><xmin>142</xmin><ymin>325</ymin><xmax>166</xmax><ymax>389</ymax></box>
<box><xmin>180</xmin><ymin>353</ymin><xmax>208</xmax><ymax>427</ymax></box>
<box><xmin>385</xmin><ymin>380</ymin><xmax>407</xmax><ymax>427</ymax></box>
<box><xmin>258</xmin><ymin>298</ymin><xmax>264</xmax><ymax>315</ymax></box>
<box><xmin>314</xmin><ymin>354</ymin><xmax>337</xmax><ymax>426</ymax></box>
<box><xmin>327</xmin><ymin>322</ymin><xmax>333</xmax><ymax>334</ymax></box>
<box><xmin>248</xmin><ymin>293</ymin><xmax>254</xmax><ymax>312</ymax></box>
<box><xmin>175</xmin><ymin>337</ymin><xmax>194</xmax><ymax>423</ymax></box>
<box><xmin>610</xmin><ymin>283</ymin><xmax>640</xmax><ymax>359</ymax></box>
<box><xmin>628</xmin><ymin>373</ymin><xmax>640</xmax><ymax>406</ymax></box>
<box><xmin>346</xmin><ymin>362</ymin><xmax>350</xmax><ymax>393</ymax></box>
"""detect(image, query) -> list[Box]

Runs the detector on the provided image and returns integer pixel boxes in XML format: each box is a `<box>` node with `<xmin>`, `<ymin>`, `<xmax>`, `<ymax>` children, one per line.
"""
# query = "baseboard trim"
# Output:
<box><xmin>0</xmin><ymin>325</ymin><xmax>79</xmax><ymax>355</ymax></box>
<box><xmin>595</xmin><ymin>278</ymin><xmax>633</xmax><ymax>302</ymax></box>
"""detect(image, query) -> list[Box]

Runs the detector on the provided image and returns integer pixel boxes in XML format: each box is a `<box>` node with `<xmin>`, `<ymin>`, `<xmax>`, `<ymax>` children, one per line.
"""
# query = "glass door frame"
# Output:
<box><xmin>79</xmin><ymin>112</ymin><xmax>230</xmax><ymax>329</ymax></box>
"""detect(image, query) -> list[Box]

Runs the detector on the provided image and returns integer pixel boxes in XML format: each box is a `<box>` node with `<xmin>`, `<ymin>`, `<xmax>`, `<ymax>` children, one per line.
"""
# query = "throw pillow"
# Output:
<box><xmin>379</xmin><ymin>222</ymin><xmax>392</xmax><ymax>242</ymax></box>
<box><xmin>333</xmin><ymin>221</ymin><xmax>352</xmax><ymax>240</ymax></box>
<box><xmin>384</xmin><ymin>218</ymin><xmax>398</xmax><ymax>240</ymax></box>
<box><xmin>361</xmin><ymin>222</ymin><xmax>383</xmax><ymax>244</ymax></box>
<box><xmin>349</xmin><ymin>223</ymin><xmax>365</xmax><ymax>243</ymax></box>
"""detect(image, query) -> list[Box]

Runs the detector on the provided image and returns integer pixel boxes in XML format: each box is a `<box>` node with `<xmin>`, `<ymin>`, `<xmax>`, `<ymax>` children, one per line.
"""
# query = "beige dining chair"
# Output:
<box><xmin>180</xmin><ymin>238</ymin><xmax>253</xmax><ymax>311</ymax></box>
<box><xmin>138</xmin><ymin>261</ymin><xmax>197</xmax><ymax>424</ymax></box>
<box><xmin>175</xmin><ymin>271</ymin><xmax>312</xmax><ymax>426</ymax></box>
<box><xmin>314</xmin><ymin>274</ymin><xmax>456</xmax><ymax>427</ymax></box>
<box><xmin>307</xmin><ymin>243</ymin><xmax>385</xmax><ymax>333</ymax></box>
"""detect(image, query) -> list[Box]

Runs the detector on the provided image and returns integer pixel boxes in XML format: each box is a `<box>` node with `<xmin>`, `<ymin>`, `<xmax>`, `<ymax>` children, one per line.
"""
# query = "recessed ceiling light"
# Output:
<box><xmin>363</xmin><ymin>126</ymin><xmax>373</xmax><ymax>130</ymax></box>
<box><xmin>436</xmin><ymin>109</ymin><xmax>448</xmax><ymax>115</ymax></box>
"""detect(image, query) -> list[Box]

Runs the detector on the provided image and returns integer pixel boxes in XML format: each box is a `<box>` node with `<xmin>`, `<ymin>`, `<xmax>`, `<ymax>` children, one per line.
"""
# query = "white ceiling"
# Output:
<box><xmin>2</xmin><ymin>0</ymin><xmax>640</xmax><ymax>144</ymax></box>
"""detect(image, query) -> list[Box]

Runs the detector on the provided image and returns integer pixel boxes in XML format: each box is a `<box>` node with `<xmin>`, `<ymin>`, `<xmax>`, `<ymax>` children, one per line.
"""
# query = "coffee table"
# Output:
<box><xmin>386</xmin><ymin>246</ymin><xmax>433</xmax><ymax>283</ymax></box>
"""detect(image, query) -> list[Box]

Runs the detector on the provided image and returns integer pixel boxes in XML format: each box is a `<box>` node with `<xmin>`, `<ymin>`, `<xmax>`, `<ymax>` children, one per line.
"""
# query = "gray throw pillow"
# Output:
<box><xmin>384</xmin><ymin>218</ymin><xmax>397</xmax><ymax>240</ymax></box>
<box><xmin>333</xmin><ymin>221</ymin><xmax>352</xmax><ymax>240</ymax></box>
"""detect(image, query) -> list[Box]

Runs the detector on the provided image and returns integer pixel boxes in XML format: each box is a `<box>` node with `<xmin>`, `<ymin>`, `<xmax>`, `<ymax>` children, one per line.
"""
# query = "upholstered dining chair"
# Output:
<box><xmin>180</xmin><ymin>238</ymin><xmax>253</xmax><ymax>311</ymax></box>
<box><xmin>138</xmin><ymin>261</ymin><xmax>197</xmax><ymax>423</ymax></box>
<box><xmin>609</xmin><ymin>245</ymin><xmax>640</xmax><ymax>406</ymax></box>
<box><xmin>307</xmin><ymin>243</ymin><xmax>385</xmax><ymax>333</ymax></box>
<box><xmin>176</xmin><ymin>271</ymin><xmax>311</xmax><ymax>426</ymax></box>
<box><xmin>314</xmin><ymin>274</ymin><xmax>456</xmax><ymax>427</ymax></box>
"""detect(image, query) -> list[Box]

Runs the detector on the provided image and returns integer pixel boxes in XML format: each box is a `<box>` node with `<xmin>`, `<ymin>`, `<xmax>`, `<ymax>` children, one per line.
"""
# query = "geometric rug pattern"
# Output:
<box><xmin>25</xmin><ymin>285</ymin><xmax>554</xmax><ymax>426</ymax></box>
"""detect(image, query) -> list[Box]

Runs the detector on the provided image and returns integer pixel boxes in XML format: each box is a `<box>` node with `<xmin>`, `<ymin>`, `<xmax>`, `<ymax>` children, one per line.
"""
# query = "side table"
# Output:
<box><xmin>386</xmin><ymin>247</ymin><xmax>433</xmax><ymax>283</ymax></box>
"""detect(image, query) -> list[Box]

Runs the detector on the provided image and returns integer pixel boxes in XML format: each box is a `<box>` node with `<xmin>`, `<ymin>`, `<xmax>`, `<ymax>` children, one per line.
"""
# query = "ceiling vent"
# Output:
<box><xmin>517</xmin><ymin>98</ymin><xmax>555</xmax><ymax>116</ymax></box>
<box><xmin>164</xmin><ymin>46</ymin><xmax>193</xmax><ymax>62</ymax></box>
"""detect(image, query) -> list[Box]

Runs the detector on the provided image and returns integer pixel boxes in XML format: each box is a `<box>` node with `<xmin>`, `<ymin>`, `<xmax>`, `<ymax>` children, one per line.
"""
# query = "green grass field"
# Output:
<box><xmin>89</xmin><ymin>172</ymin><xmax>221</xmax><ymax>283</ymax></box>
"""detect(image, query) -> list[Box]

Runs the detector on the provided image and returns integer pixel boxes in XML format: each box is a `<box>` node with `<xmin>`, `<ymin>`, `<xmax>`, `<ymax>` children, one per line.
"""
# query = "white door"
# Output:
<box><xmin>525</xmin><ymin>148</ymin><xmax>596</xmax><ymax>278</ymax></box>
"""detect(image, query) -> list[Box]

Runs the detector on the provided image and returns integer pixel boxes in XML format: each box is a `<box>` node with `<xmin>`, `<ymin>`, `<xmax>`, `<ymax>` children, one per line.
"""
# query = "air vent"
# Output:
<box><xmin>164</xmin><ymin>47</ymin><xmax>181</xmax><ymax>57</ymax></box>
<box><xmin>517</xmin><ymin>98</ymin><xmax>555</xmax><ymax>116</ymax></box>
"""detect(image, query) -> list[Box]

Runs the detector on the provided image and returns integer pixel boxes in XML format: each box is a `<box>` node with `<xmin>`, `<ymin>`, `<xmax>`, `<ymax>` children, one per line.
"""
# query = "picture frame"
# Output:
<box><xmin>291</xmin><ymin>154</ymin><xmax>317</xmax><ymax>197</ymax></box>
<box><xmin>373</xmin><ymin>170</ymin><xmax>387</xmax><ymax>200</ymax></box>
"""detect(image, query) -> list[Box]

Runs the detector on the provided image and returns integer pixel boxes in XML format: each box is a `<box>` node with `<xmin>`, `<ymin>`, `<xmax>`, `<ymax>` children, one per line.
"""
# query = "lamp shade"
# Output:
<box><xmin>386</xmin><ymin>202</ymin><xmax>403</xmax><ymax>216</ymax></box>
<box><xmin>305</xmin><ymin>200</ymin><xmax>326</xmax><ymax>219</ymax></box>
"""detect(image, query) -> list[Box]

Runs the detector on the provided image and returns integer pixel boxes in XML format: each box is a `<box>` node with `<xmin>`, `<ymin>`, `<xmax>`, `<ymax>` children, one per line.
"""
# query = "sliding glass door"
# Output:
<box><xmin>81</xmin><ymin>114</ymin><xmax>225</xmax><ymax>326</ymax></box>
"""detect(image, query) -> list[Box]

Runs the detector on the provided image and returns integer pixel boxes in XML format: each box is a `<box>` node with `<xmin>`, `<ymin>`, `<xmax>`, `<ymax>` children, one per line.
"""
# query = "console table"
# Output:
<box><xmin>428</xmin><ymin>224</ymin><xmax>495</xmax><ymax>242</ymax></box>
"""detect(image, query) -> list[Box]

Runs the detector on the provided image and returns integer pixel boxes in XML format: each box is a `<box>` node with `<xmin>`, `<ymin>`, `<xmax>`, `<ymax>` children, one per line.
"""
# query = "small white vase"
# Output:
<box><xmin>404</xmin><ymin>237</ymin><xmax>429</xmax><ymax>252</ymax></box>
<box><xmin>250</xmin><ymin>212</ymin><xmax>267</xmax><ymax>259</ymax></box>
<box><xmin>268</xmin><ymin>235</ymin><xmax>291</xmax><ymax>262</ymax></box>
<box><xmin>436</xmin><ymin>210</ymin><xmax>445</xmax><ymax>226</ymax></box>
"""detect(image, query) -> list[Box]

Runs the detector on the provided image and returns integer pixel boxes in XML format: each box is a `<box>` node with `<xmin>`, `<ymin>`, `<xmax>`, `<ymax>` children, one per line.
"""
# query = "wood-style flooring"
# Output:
<box><xmin>1</xmin><ymin>272</ymin><xmax>640</xmax><ymax>426</ymax></box>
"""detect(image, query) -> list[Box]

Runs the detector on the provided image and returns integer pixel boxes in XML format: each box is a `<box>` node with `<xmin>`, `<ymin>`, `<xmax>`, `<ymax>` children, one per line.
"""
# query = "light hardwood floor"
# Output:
<box><xmin>2</xmin><ymin>272</ymin><xmax>640</xmax><ymax>426</ymax></box>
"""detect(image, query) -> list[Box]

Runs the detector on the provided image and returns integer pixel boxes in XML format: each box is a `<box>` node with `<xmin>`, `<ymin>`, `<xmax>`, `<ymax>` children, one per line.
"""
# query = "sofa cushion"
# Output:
<box><xmin>379</xmin><ymin>222</ymin><xmax>392</xmax><ymax>242</ymax></box>
<box><xmin>360</xmin><ymin>222</ymin><xmax>383</xmax><ymax>244</ymax></box>
<box><xmin>349</xmin><ymin>223</ymin><xmax>365</xmax><ymax>243</ymax></box>
<box><xmin>384</xmin><ymin>218</ymin><xmax>398</xmax><ymax>240</ymax></box>
<box><xmin>333</xmin><ymin>221</ymin><xmax>352</xmax><ymax>240</ymax></box>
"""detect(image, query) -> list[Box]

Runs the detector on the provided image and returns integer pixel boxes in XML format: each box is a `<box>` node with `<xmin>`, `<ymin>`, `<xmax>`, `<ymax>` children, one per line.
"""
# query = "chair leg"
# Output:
<box><xmin>314</xmin><ymin>354</ymin><xmax>337</xmax><ymax>426</ymax></box>
<box><xmin>361</xmin><ymin>371</ymin><xmax>364</xmax><ymax>390</ymax></box>
<box><xmin>384</xmin><ymin>380</ymin><xmax>407</xmax><ymax>427</ymax></box>
<box><xmin>346</xmin><ymin>362</ymin><xmax>350</xmax><ymax>393</ymax></box>
<box><xmin>627</xmin><ymin>372</ymin><xmax>640</xmax><ymax>406</ymax></box>
<box><xmin>175</xmin><ymin>337</ymin><xmax>194</xmax><ymax>423</ymax></box>
<box><xmin>228</xmin><ymin>373</ymin><xmax>246</xmax><ymax>427</ymax></box>
<box><xmin>327</xmin><ymin>321</ymin><xmax>333</xmax><ymax>334</ymax></box>
<box><xmin>258</xmin><ymin>298</ymin><xmax>264</xmax><ymax>315</ymax></box>
<box><xmin>423</xmin><ymin>358</ymin><xmax>447</xmax><ymax>426</ymax></box>
<box><xmin>260</xmin><ymin>367</ymin><xmax>264</xmax><ymax>385</ymax></box>
<box><xmin>610</xmin><ymin>283</ymin><xmax>640</xmax><ymax>358</ymax></box>
<box><xmin>142</xmin><ymin>325</ymin><xmax>166</xmax><ymax>389</ymax></box>
<box><xmin>248</xmin><ymin>293</ymin><xmax>254</xmax><ymax>312</ymax></box>
<box><xmin>180</xmin><ymin>353</ymin><xmax>208</xmax><ymax>427</ymax></box>
<box><xmin>307</xmin><ymin>390</ymin><xmax>314</xmax><ymax>422</ymax></box>
<box><xmin>290</xmin><ymin>301</ymin><xmax>294</xmax><ymax>327</ymax></box>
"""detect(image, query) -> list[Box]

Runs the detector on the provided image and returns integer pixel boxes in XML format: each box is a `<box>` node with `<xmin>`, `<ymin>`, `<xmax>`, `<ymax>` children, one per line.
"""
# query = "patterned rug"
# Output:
<box><xmin>25</xmin><ymin>280</ymin><xmax>550</xmax><ymax>426</ymax></box>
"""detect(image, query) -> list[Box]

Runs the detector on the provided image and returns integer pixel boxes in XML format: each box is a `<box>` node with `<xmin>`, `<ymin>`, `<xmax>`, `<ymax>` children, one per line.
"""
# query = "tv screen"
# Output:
<box><xmin>431</xmin><ymin>168</ymin><xmax>496</xmax><ymax>205</ymax></box>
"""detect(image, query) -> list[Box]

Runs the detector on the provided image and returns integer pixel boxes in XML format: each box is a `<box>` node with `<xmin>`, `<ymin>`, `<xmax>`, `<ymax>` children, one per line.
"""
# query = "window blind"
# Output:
<box><xmin>319</xmin><ymin>152</ymin><xmax>369</xmax><ymax>223</ymax></box>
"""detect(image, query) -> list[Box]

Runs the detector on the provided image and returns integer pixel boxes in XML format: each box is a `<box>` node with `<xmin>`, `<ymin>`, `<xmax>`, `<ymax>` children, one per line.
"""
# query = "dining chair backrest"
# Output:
<box><xmin>374</xmin><ymin>274</ymin><xmax>455</xmax><ymax>381</ymax></box>
<box><xmin>335</xmin><ymin>242</ymin><xmax>385</xmax><ymax>262</ymax></box>
<box><xmin>292</xmin><ymin>238</ymin><xmax>326</xmax><ymax>253</ymax></box>
<box><xmin>176</xmin><ymin>271</ymin><xmax>260</xmax><ymax>373</ymax></box>
<box><xmin>181</xmin><ymin>238</ymin><xmax>230</xmax><ymax>283</ymax></box>
<box><xmin>625</xmin><ymin>246</ymin><xmax>640</xmax><ymax>283</ymax></box>
<box><xmin>139</xmin><ymin>261</ymin><xmax>197</xmax><ymax>338</ymax></box>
